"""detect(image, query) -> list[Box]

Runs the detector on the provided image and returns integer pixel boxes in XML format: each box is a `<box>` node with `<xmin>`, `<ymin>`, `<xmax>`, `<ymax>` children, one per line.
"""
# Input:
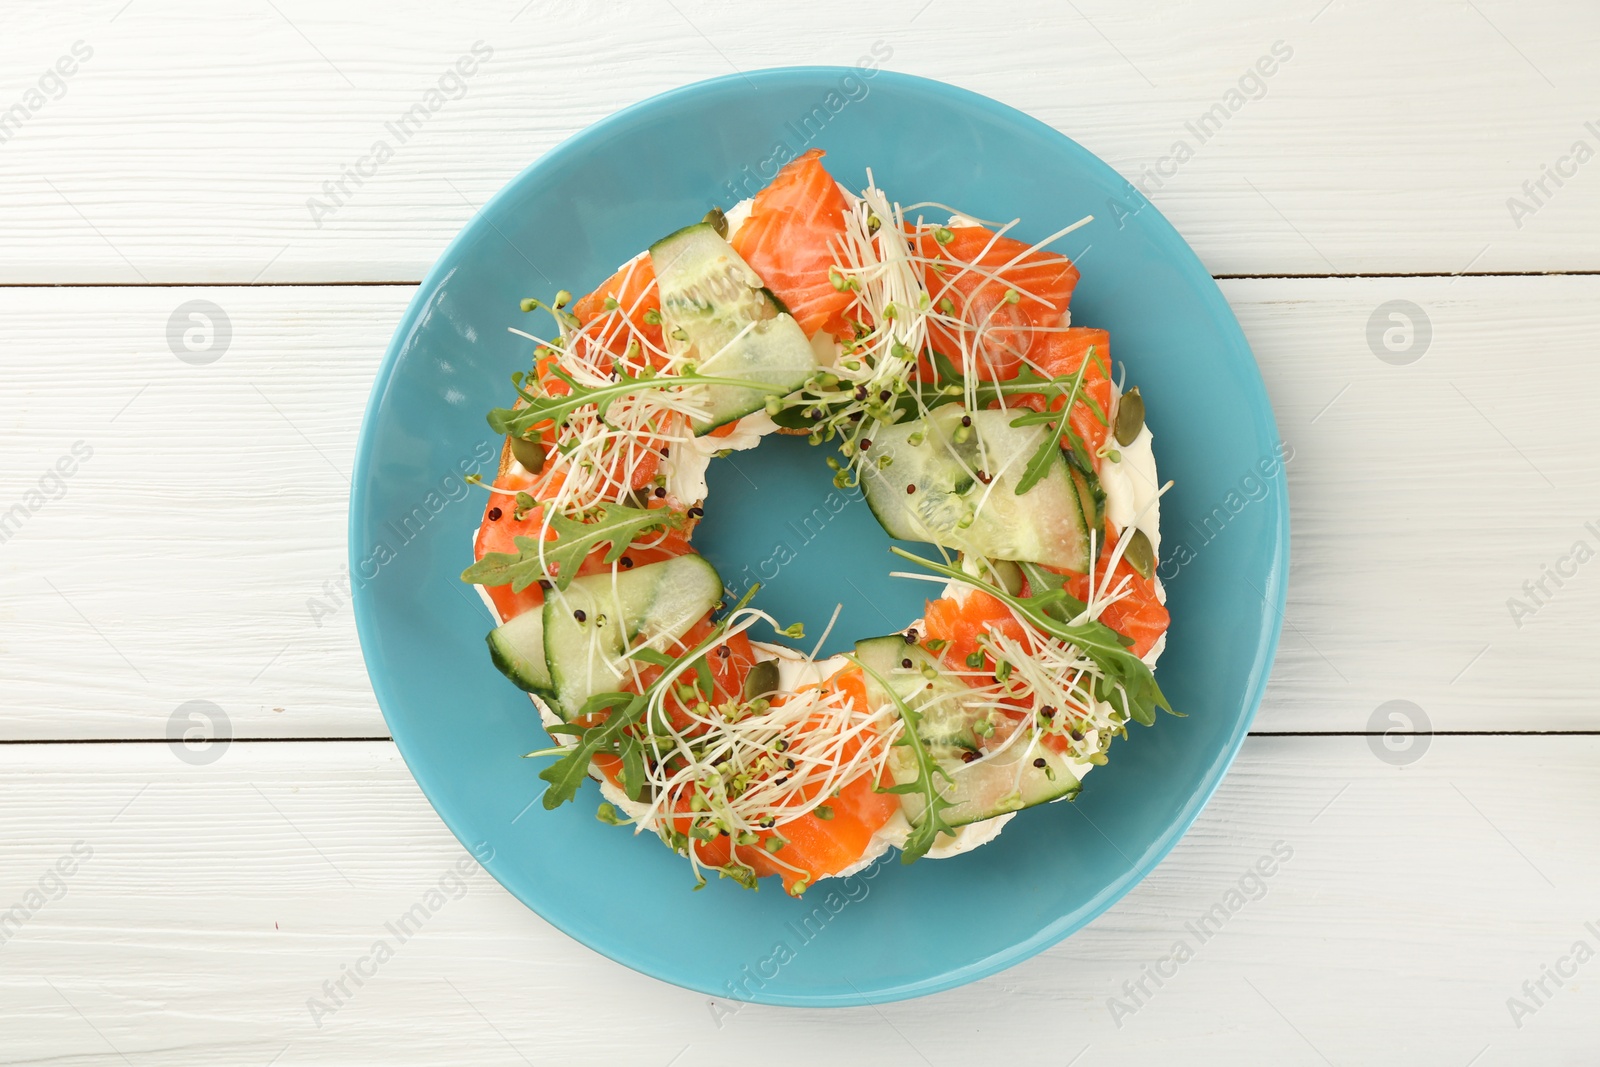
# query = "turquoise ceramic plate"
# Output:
<box><xmin>351</xmin><ymin>67</ymin><xmax>1288</xmax><ymax>1006</ymax></box>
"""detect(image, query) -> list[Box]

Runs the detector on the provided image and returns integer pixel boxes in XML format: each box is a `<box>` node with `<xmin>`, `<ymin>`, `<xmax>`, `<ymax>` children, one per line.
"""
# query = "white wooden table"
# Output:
<box><xmin>3</xmin><ymin>2</ymin><xmax>1597</xmax><ymax>1063</ymax></box>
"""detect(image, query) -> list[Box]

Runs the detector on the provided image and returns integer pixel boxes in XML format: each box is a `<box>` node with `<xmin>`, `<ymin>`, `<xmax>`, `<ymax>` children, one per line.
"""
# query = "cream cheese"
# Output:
<box><xmin>1098</xmin><ymin>380</ymin><xmax>1166</xmax><ymax>668</ymax></box>
<box><xmin>660</xmin><ymin>409</ymin><xmax>775</xmax><ymax>504</ymax></box>
<box><xmin>1099</xmin><ymin>380</ymin><xmax>1163</xmax><ymax>558</ymax></box>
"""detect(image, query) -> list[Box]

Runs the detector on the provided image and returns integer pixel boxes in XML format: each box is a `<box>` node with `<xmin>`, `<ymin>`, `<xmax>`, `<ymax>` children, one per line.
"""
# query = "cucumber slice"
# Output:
<box><xmin>857</xmin><ymin>633</ymin><xmax>1083</xmax><ymax>829</ymax></box>
<box><xmin>542</xmin><ymin>555</ymin><xmax>723</xmax><ymax>719</ymax></box>
<box><xmin>486</xmin><ymin>609</ymin><xmax>553</xmax><ymax>695</ymax></box>
<box><xmin>650</xmin><ymin>223</ymin><xmax>818</xmax><ymax>434</ymax></box>
<box><xmin>860</xmin><ymin>406</ymin><xmax>1090</xmax><ymax>571</ymax></box>
<box><xmin>855</xmin><ymin>635</ymin><xmax>979</xmax><ymax>753</ymax></box>
<box><xmin>889</xmin><ymin>738</ymin><xmax>1082</xmax><ymax>829</ymax></box>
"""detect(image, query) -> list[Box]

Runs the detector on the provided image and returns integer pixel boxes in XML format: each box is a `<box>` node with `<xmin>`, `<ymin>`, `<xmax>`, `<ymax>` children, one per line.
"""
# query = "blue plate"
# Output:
<box><xmin>350</xmin><ymin>67</ymin><xmax>1288</xmax><ymax>1006</ymax></box>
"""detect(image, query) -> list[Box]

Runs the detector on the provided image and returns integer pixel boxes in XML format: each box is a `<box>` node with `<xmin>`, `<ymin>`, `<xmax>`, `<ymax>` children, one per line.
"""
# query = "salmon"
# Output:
<box><xmin>1065</xmin><ymin>542</ymin><xmax>1169</xmax><ymax>660</ymax></box>
<box><xmin>730</xmin><ymin>149</ymin><xmax>855</xmax><ymax>340</ymax></box>
<box><xmin>1030</xmin><ymin>540</ymin><xmax>1169</xmax><ymax>661</ymax></box>
<box><xmin>680</xmin><ymin>666</ymin><xmax>899</xmax><ymax>895</ymax></box>
<box><xmin>1008</xmin><ymin>327</ymin><xmax>1113</xmax><ymax>468</ymax></box>
<box><xmin>473</xmin><ymin>459</ymin><xmax>692</xmax><ymax>623</ymax></box>
<box><xmin>587</xmin><ymin>631</ymin><xmax>899</xmax><ymax>896</ymax></box>
<box><xmin>688</xmin><ymin>767</ymin><xmax>898</xmax><ymax>895</ymax></box>
<box><xmin>920</xmin><ymin>589</ymin><xmax>1027</xmax><ymax>673</ymax></box>
<box><xmin>914</xmin><ymin>225</ymin><xmax>1080</xmax><ymax>380</ymax></box>
<box><xmin>473</xmin><ymin>510</ymin><xmax>693</xmax><ymax>621</ymax></box>
<box><xmin>571</xmin><ymin>256</ymin><xmax>664</xmax><ymax>361</ymax></box>
<box><xmin>626</xmin><ymin>617</ymin><xmax>758</xmax><ymax>728</ymax></box>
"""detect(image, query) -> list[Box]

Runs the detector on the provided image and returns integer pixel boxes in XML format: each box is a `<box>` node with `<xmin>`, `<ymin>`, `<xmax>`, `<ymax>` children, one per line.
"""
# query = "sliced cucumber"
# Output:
<box><xmin>649</xmin><ymin>223</ymin><xmax>817</xmax><ymax>434</ymax></box>
<box><xmin>855</xmin><ymin>635</ymin><xmax>980</xmax><ymax>753</ymax></box>
<box><xmin>888</xmin><ymin>738</ymin><xmax>1083</xmax><ymax>829</ymax></box>
<box><xmin>860</xmin><ymin>406</ymin><xmax>1090</xmax><ymax>571</ymax></box>
<box><xmin>486</xmin><ymin>609</ymin><xmax>553</xmax><ymax>695</ymax></box>
<box><xmin>857</xmin><ymin>633</ymin><xmax>1084</xmax><ymax>829</ymax></box>
<box><xmin>542</xmin><ymin>554</ymin><xmax>723</xmax><ymax>719</ymax></box>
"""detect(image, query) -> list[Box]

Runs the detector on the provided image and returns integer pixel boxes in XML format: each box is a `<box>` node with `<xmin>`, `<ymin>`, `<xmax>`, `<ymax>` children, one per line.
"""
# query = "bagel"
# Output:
<box><xmin>464</xmin><ymin>150</ymin><xmax>1172</xmax><ymax>896</ymax></box>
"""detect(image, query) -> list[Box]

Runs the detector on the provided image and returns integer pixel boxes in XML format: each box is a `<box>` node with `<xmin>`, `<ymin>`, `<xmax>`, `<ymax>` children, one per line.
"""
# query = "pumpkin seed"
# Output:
<box><xmin>1114</xmin><ymin>386</ymin><xmax>1145</xmax><ymax>446</ymax></box>
<box><xmin>1124</xmin><ymin>528</ymin><xmax>1155</xmax><ymax>578</ymax></box>
<box><xmin>742</xmin><ymin>659</ymin><xmax>780</xmax><ymax>701</ymax></box>
<box><xmin>509</xmin><ymin>434</ymin><xmax>547</xmax><ymax>474</ymax></box>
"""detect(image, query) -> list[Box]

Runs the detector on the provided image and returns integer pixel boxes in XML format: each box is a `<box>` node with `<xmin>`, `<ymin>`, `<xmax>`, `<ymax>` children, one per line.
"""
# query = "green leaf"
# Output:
<box><xmin>527</xmin><ymin>584</ymin><xmax>767</xmax><ymax>813</ymax></box>
<box><xmin>894</xmin><ymin>548</ymin><xmax>1175</xmax><ymax>730</ymax></box>
<box><xmin>1011</xmin><ymin>346</ymin><xmax>1094</xmax><ymax>497</ymax></box>
<box><xmin>690</xmin><ymin>657</ymin><xmax>714</xmax><ymax>699</ymax></box>
<box><xmin>852</xmin><ymin>657</ymin><xmax>957</xmax><ymax>864</ymax></box>
<box><xmin>768</xmin><ymin>403</ymin><xmax>820</xmax><ymax>430</ymax></box>
<box><xmin>1013</xmin><ymin>433</ymin><xmax>1061</xmax><ymax>497</ymax></box>
<box><xmin>460</xmin><ymin>504</ymin><xmax>683</xmax><ymax>592</ymax></box>
<box><xmin>618</xmin><ymin>734</ymin><xmax>649</xmax><ymax>802</ymax></box>
<box><xmin>487</xmin><ymin>366</ymin><xmax>799</xmax><ymax>439</ymax></box>
<box><xmin>629</xmin><ymin>647</ymin><xmax>676</xmax><ymax>669</ymax></box>
<box><xmin>538</xmin><ymin>690</ymin><xmax>645</xmax><ymax>808</ymax></box>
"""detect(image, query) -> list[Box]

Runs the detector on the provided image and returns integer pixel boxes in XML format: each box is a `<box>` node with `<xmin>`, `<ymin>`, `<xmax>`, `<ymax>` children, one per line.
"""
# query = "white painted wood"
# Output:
<box><xmin>1</xmin><ymin>0</ymin><xmax>1598</xmax><ymax>282</ymax></box>
<box><xmin>0</xmin><ymin>285</ymin><xmax>403</xmax><ymax>741</ymax></box>
<box><xmin>1252</xmin><ymin>274</ymin><xmax>1600</xmax><ymax>733</ymax></box>
<box><xmin>0</xmin><ymin>737</ymin><xmax>1590</xmax><ymax>1064</ymax></box>
<box><xmin>4</xmin><ymin>277</ymin><xmax>1596</xmax><ymax>738</ymax></box>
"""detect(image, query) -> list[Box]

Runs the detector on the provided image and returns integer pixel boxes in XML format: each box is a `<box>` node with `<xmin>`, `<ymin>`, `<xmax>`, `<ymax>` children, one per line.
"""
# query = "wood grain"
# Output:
<box><xmin>1</xmin><ymin>0</ymin><xmax>1597</xmax><ymax>282</ymax></box>
<box><xmin>4</xmin><ymin>277</ymin><xmax>1595</xmax><ymax>739</ymax></box>
<box><xmin>0</xmin><ymin>737</ymin><xmax>1590</xmax><ymax>1065</ymax></box>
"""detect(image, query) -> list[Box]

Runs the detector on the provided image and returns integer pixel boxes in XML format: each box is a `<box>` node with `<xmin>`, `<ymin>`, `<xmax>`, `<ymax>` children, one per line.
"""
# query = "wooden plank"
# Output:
<box><xmin>0</xmin><ymin>285</ymin><xmax>403</xmax><ymax>740</ymax></box>
<box><xmin>0</xmin><ymin>0</ymin><xmax>1597</xmax><ymax>282</ymax></box>
<box><xmin>1251</xmin><ymin>274</ymin><xmax>1600</xmax><ymax>732</ymax></box>
<box><xmin>2</xmin><ymin>276</ymin><xmax>1595</xmax><ymax>738</ymax></box>
<box><xmin>0</xmin><ymin>736</ymin><xmax>1589</xmax><ymax>1063</ymax></box>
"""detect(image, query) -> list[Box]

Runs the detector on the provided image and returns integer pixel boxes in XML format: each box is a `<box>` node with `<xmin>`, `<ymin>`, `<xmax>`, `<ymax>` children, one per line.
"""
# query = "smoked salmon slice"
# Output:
<box><xmin>572</xmin><ymin>256</ymin><xmax>665</xmax><ymax>361</ymax></box>
<box><xmin>730</xmin><ymin>148</ymin><xmax>855</xmax><ymax>340</ymax></box>
<box><xmin>1011</xmin><ymin>327</ymin><xmax>1114</xmax><ymax>467</ymax></box>
<box><xmin>1067</xmin><ymin>550</ymin><xmax>1169</xmax><ymax>660</ymax></box>
<box><xmin>914</xmin><ymin>225</ymin><xmax>1081</xmax><ymax>380</ymax></box>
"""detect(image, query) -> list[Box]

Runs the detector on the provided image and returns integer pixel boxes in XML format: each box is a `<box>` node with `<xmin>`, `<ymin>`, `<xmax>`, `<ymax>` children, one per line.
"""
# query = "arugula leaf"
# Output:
<box><xmin>874</xmin><ymin>351</ymin><xmax>1102</xmax><ymax>491</ymax></box>
<box><xmin>531</xmin><ymin>585</ymin><xmax>764</xmax><ymax>812</ymax></box>
<box><xmin>628</xmin><ymin>646</ymin><xmax>676</xmax><ymax>668</ymax></box>
<box><xmin>618</xmin><ymin>734</ymin><xmax>649</xmax><ymax>802</ymax></box>
<box><xmin>891</xmin><ymin>548</ymin><xmax>1175</xmax><ymax>730</ymax></box>
<box><xmin>487</xmin><ymin>366</ymin><xmax>798</xmax><ymax>438</ymax></box>
<box><xmin>1013</xmin><ymin>428</ymin><xmax>1063</xmax><ymax>496</ymax></box>
<box><xmin>538</xmin><ymin>690</ymin><xmax>647</xmax><ymax>808</ymax></box>
<box><xmin>688</xmin><ymin>656</ymin><xmax>714</xmax><ymax>699</ymax></box>
<box><xmin>767</xmin><ymin>403</ymin><xmax>821</xmax><ymax>430</ymax></box>
<box><xmin>852</xmin><ymin>657</ymin><xmax>957</xmax><ymax>864</ymax></box>
<box><xmin>1009</xmin><ymin>345</ymin><xmax>1095</xmax><ymax>496</ymax></box>
<box><xmin>460</xmin><ymin>504</ymin><xmax>683</xmax><ymax>592</ymax></box>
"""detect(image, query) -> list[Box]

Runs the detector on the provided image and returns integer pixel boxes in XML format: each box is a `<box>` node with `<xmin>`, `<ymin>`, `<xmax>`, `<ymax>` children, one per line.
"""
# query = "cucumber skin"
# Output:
<box><xmin>649</xmin><ymin>223</ymin><xmax>817</xmax><ymax>435</ymax></box>
<box><xmin>487</xmin><ymin>639</ymin><xmax>555</xmax><ymax>698</ymax></box>
<box><xmin>542</xmin><ymin>555</ymin><xmax>723</xmax><ymax>721</ymax></box>
<box><xmin>855</xmin><ymin>632</ymin><xmax>1084</xmax><ymax>827</ymax></box>
<box><xmin>859</xmin><ymin>406</ymin><xmax>1091</xmax><ymax>572</ymax></box>
<box><xmin>486</xmin><ymin>610</ymin><xmax>554</xmax><ymax>696</ymax></box>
